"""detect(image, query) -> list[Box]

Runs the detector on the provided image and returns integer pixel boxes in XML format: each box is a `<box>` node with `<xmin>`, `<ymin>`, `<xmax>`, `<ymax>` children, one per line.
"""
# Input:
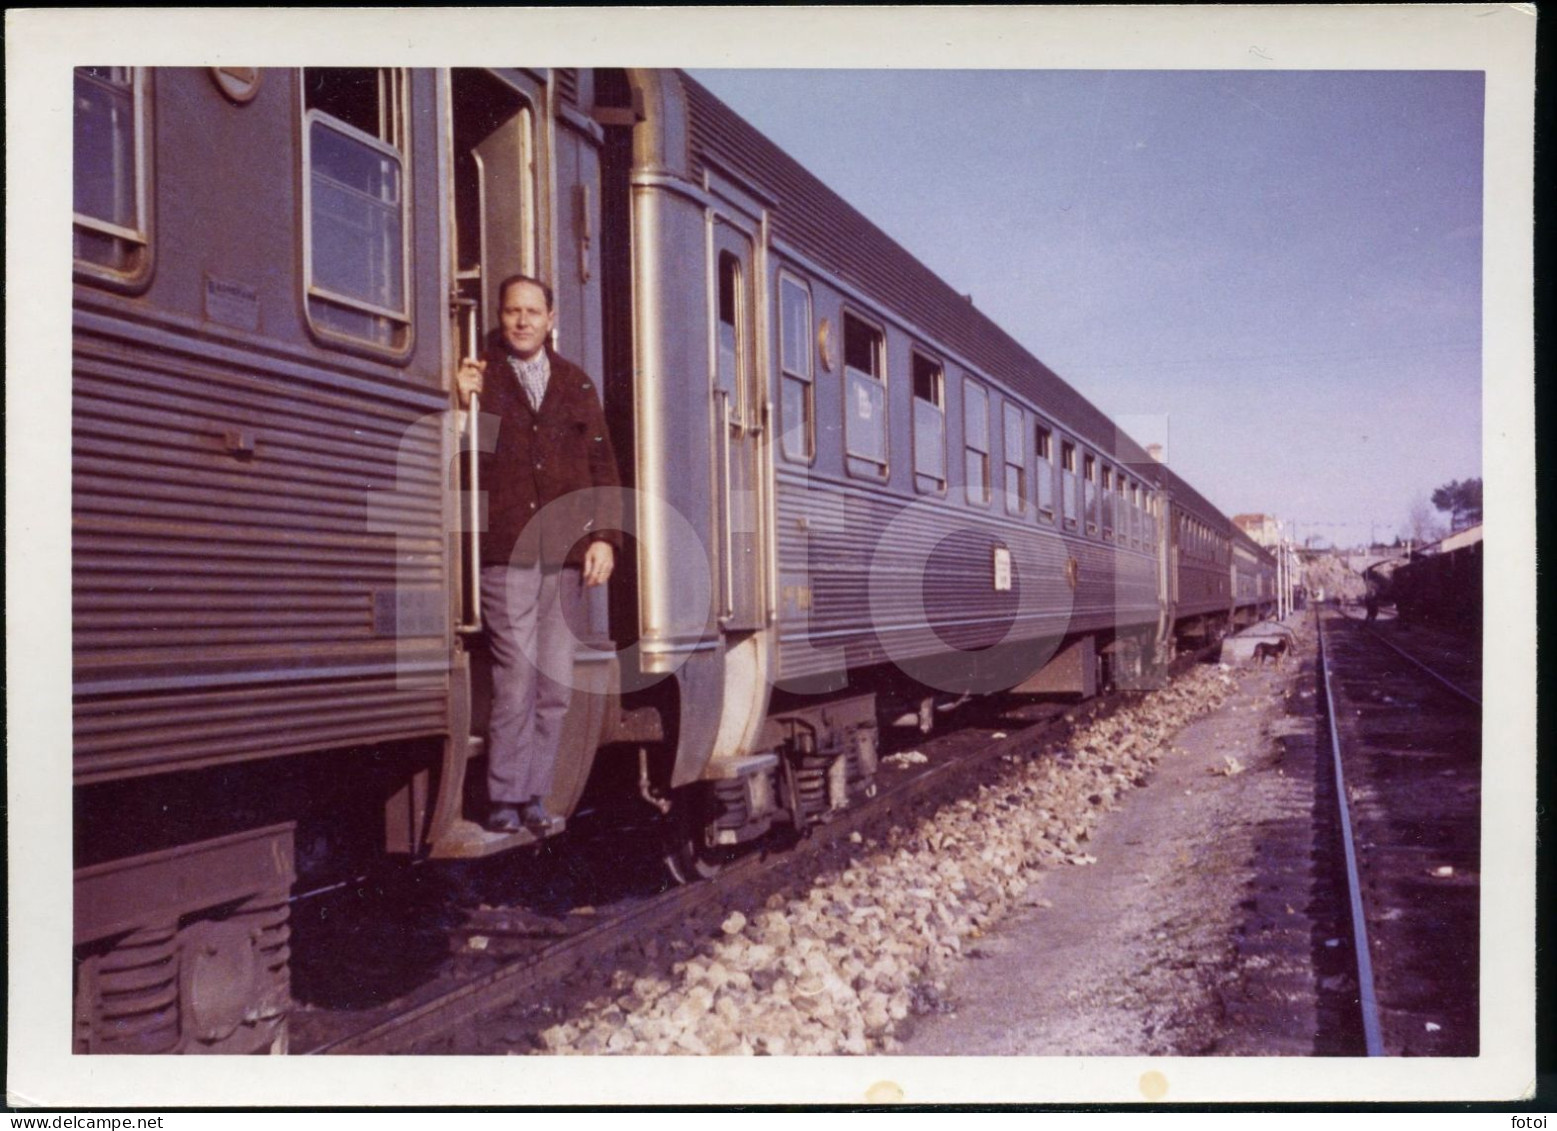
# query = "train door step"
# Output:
<box><xmin>429</xmin><ymin>815</ymin><xmax>566</xmax><ymax>859</ymax></box>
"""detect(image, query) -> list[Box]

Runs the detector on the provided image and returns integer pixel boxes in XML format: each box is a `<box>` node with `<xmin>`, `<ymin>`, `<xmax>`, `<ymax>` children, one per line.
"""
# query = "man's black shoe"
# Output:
<box><xmin>486</xmin><ymin>804</ymin><xmax>523</xmax><ymax>834</ymax></box>
<box><xmin>521</xmin><ymin>800</ymin><xmax>556</xmax><ymax>833</ymax></box>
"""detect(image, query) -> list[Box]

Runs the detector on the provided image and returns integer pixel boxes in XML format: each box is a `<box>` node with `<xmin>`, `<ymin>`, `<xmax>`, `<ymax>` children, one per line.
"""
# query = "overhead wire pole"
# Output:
<box><xmin>1274</xmin><ymin>522</ymin><xmax>1282</xmax><ymax>620</ymax></box>
<box><xmin>1276</xmin><ymin>519</ymin><xmax>1287</xmax><ymax>620</ymax></box>
<box><xmin>1284</xmin><ymin>522</ymin><xmax>1293</xmax><ymax>617</ymax></box>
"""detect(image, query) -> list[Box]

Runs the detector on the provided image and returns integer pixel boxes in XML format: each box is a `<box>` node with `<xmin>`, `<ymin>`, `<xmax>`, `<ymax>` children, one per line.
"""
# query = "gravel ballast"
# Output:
<box><xmin>530</xmin><ymin>664</ymin><xmax>1247</xmax><ymax>1056</ymax></box>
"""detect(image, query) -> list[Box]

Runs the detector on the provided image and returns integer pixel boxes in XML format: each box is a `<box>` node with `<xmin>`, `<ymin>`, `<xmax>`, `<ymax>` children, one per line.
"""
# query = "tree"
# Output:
<box><xmin>1405</xmin><ymin>494</ymin><xmax>1443</xmax><ymax>547</ymax></box>
<box><xmin>1430</xmin><ymin>478</ymin><xmax>1483</xmax><ymax>533</ymax></box>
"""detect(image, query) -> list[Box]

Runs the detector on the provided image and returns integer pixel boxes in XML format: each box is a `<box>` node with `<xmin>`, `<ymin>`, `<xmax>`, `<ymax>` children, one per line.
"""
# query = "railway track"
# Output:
<box><xmin>1314</xmin><ymin>607</ymin><xmax>1481</xmax><ymax>1055</ymax></box>
<box><xmin>290</xmin><ymin>680</ymin><xmax>1160</xmax><ymax>1054</ymax></box>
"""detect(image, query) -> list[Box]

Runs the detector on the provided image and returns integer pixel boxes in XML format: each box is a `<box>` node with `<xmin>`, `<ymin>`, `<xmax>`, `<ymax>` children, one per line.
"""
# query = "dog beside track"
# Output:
<box><xmin>1252</xmin><ymin>638</ymin><xmax>1288</xmax><ymax>665</ymax></box>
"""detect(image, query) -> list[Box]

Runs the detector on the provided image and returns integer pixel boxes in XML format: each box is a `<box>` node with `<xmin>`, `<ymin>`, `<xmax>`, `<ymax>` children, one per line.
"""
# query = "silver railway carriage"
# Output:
<box><xmin>71</xmin><ymin>66</ymin><xmax>1276</xmax><ymax>1052</ymax></box>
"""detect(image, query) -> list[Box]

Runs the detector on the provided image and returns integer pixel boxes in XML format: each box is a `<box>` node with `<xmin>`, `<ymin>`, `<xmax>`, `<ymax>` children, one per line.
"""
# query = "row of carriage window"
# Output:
<box><xmin>1177</xmin><ymin>513</ymin><xmax>1229</xmax><ymax>565</ymax></box>
<box><xmin>73</xmin><ymin>65</ymin><xmax>1205</xmax><ymax>566</ymax></box>
<box><xmin>777</xmin><ymin>273</ymin><xmax>1164</xmax><ymax>551</ymax></box>
<box><xmin>75</xmin><ymin>66</ymin><xmax>412</xmax><ymax>350</ymax></box>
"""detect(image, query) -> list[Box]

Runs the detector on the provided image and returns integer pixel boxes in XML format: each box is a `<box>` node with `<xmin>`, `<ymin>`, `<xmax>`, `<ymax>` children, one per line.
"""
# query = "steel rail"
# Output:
<box><xmin>1360</xmin><ymin>625</ymin><xmax>1481</xmax><ymax>709</ymax></box>
<box><xmin>304</xmin><ymin>717</ymin><xmax>1051</xmax><ymax>1052</ymax></box>
<box><xmin>1315</xmin><ymin>609</ymin><xmax>1386</xmax><ymax>1057</ymax></box>
<box><xmin>308</xmin><ymin>848</ymin><xmax>767</xmax><ymax>1054</ymax></box>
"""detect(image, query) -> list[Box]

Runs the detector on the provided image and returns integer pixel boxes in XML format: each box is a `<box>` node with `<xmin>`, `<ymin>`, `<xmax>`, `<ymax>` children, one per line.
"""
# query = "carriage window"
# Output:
<box><xmin>74</xmin><ymin>67</ymin><xmax>150</xmax><ymax>280</ymax></box>
<box><xmin>1061</xmin><ymin>441</ymin><xmax>1078</xmax><ymax>530</ymax></box>
<box><xmin>843</xmin><ymin>312</ymin><xmax>887</xmax><ymax>472</ymax></box>
<box><xmin>302</xmin><ymin>67</ymin><xmax>410</xmax><ymax>350</ymax></box>
<box><xmin>1083</xmin><ymin>454</ymin><xmax>1098</xmax><ymax>535</ymax></box>
<box><xmin>1003</xmin><ymin>403</ymin><xmax>1027</xmax><ymax>515</ymax></box>
<box><xmin>1035</xmin><ymin>426</ymin><xmax>1055</xmax><ymax>522</ymax></box>
<box><xmin>1100</xmin><ymin>466</ymin><xmax>1114</xmax><ymax>538</ymax></box>
<box><xmin>963</xmin><ymin>379</ymin><xmax>990</xmax><ymax>506</ymax></box>
<box><xmin>717</xmin><ymin>251</ymin><xmax>743</xmax><ymax>397</ymax></box>
<box><xmin>912</xmin><ymin>351</ymin><xmax>946</xmax><ymax>492</ymax></box>
<box><xmin>778</xmin><ymin>275</ymin><xmax>814</xmax><ymax>462</ymax></box>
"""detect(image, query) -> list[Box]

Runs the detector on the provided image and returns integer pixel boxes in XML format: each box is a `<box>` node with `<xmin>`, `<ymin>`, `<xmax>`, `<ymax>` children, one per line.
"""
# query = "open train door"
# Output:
<box><xmin>426</xmin><ymin>68</ymin><xmax>592</xmax><ymax>857</ymax></box>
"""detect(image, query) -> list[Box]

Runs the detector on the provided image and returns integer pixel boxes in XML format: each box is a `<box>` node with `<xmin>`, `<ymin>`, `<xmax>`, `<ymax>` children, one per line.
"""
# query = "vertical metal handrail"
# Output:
<box><xmin>714</xmin><ymin>387</ymin><xmax>734</xmax><ymax>624</ymax></box>
<box><xmin>457</xmin><ymin>303</ymin><xmax>483</xmax><ymax>634</ymax></box>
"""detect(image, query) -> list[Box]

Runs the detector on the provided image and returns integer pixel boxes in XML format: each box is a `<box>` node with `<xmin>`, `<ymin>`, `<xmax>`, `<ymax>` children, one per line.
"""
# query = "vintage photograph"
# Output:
<box><xmin>8</xmin><ymin>5</ymin><xmax>1536</xmax><ymax>1111</ymax></box>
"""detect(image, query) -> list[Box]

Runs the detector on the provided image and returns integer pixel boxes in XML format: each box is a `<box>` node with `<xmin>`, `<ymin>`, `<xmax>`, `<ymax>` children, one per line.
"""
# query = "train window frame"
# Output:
<box><xmin>910</xmin><ymin>348</ymin><xmax>947</xmax><ymax>494</ymax></box>
<box><xmin>1060</xmin><ymin>440</ymin><xmax>1078</xmax><ymax>531</ymax></box>
<box><xmin>1002</xmin><ymin>401</ymin><xmax>1027</xmax><ymax>516</ymax></box>
<box><xmin>841</xmin><ymin>309</ymin><xmax>889</xmax><ymax>478</ymax></box>
<box><xmin>73</xmin><ymin>66</ymin><xmax>154</xmax><ymax>289</ymax></box>
<box><xmin>1083</xmin><ymin>453</ymin><xmax>1099</xmax><ymax>536</ymax></box>
<box><xmin>962</xmin><ymin>377</ymin><xmax>991</xmax><ymax>508</ymax></box>
<box><xmin>300</xmin><ymin>67</ymin><xmax>414</xmax><ymax>357</ymax></box>
<box><xmin>1034</xmin><ymin>424</ymin><xmax>1056</xmax><ymax>523</ymax></box>
<box><xmin>1100</xmin><ymin>465</ymin><xmax>1114</xmax><ymax>539</ymax></box>
<box><xmin>1113</xmin><ymin>471</ymin><xmax>1126</xmax><ymax>546</ymax></box>
<box><xmin>717</xmin><ymin>250</ymin><xmax>745</xmax><ymax>407</ymax></box>
<box><xmin>777</xmin><ymin>272</ymin><xmax>816</xmax><ymax>464</ymax></box>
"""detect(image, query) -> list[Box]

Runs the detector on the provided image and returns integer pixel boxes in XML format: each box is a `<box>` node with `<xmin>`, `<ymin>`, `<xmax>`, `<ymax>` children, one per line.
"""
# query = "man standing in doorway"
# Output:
<box><xmin>456</xmin><ymin>275</ymin><xmax>622</xmax><ymax>834</ymax></box>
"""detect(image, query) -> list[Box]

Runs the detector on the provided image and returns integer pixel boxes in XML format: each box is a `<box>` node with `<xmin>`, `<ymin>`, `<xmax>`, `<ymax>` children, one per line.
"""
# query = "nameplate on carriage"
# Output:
<box><xmin>992</xmin><ymin>546</ymin><xmax>1013</xmax><ymax>592</ymax></box>
<box><xmin>204</xmin><ymin>275</ymin><xmax>260</xmax><ymax>332</ymax></box>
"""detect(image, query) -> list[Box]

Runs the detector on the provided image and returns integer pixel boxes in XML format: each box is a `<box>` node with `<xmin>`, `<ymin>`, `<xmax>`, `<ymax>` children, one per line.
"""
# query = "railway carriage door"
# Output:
<box><xmin>450</xmin><ymin>70</ymin><xmax>541</xmax><ymax>363</ymax></box>
<box><xmin>448</xmin><ymin>71</ymin><xmax>545</xmax><ymax>633</ymax></box>
<box><xmin>711</xmin><ymin>220</ymin><xmax>766</xmax><ymax>632</ymax></box>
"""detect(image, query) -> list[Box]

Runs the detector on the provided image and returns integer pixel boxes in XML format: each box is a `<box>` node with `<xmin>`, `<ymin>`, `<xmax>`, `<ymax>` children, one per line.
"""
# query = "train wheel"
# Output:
<box><xmin>663</xmin><ymin>837</ymin><xmax>731</xmax><ymax>886</ymax></box>
<box><xmin>660</xmin><ymin>793</ymin><xmax>735</xmax><ymax>885</ymax></box>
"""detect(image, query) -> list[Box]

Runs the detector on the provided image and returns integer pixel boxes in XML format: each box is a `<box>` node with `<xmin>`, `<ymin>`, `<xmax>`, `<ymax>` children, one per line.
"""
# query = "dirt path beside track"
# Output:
<box><xmin>897</xmin><ymin>634</ymin><xmax>1320</xmax><ymax>1057</ymax></box>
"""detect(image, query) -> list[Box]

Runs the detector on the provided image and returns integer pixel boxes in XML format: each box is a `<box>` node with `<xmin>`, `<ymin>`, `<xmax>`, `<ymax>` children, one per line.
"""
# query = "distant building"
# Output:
<box><xmin>1430</xmin><ymin>522</ymin><xmax>1482</xmax><ymax>555</ymax></box>
<box><xmin>1233</xmin><ymin>513</ymin><xmax>1280</xmax><ymax>548</ymax></box>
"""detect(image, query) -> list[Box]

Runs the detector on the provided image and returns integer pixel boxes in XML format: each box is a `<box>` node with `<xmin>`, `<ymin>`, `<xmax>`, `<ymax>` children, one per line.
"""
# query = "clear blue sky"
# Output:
<box><xmin>689</xmin><ymin>69</ymin><xmax>1484</xmax><ymax>549</ymax></box>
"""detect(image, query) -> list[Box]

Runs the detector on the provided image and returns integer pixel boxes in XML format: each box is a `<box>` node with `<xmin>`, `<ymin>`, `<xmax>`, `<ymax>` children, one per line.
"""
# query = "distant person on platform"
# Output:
<box><xmin>455</xmin><ymin>275</ymin><xmax>622</xmax><ymax>835</ymax></box>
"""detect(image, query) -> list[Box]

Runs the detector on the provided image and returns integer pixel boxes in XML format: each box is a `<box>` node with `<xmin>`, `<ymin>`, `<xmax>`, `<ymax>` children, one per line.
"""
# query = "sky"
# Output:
<box><xmin>689</xmin><ymin>69</ymin><xmax>1485</xmax><ymax>549</ymax></box>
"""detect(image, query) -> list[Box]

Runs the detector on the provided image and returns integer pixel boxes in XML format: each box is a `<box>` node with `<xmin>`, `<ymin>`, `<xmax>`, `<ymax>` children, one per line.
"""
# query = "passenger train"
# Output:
<box><xmin>71</xmin><ymin>66</ymin><xmax>1276</xmax><ymax>1052</ymax></box>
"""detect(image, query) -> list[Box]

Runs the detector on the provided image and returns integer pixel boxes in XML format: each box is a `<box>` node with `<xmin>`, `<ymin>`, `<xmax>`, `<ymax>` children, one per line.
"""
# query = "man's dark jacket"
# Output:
<box><xmin>476</xmin><ymin>339</ymin><xmax>622</xmax><ymax>569</ymax></box>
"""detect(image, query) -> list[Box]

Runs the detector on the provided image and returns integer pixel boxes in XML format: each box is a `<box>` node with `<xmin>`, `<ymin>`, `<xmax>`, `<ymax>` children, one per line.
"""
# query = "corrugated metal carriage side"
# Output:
<box><xmin>677</xmin><ymin>73</ymin><xmax>1168</xmax><ymax>700</ymax></box>
<box><xmin>1231</xmin><ymin>525</ymin><xmax>1277</xmax><ymax>622</ymax></box>
<box><xmin>72</xmin><ymin>67</ymin><xmax>459</xmax><ymax>1053</ymax></box>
